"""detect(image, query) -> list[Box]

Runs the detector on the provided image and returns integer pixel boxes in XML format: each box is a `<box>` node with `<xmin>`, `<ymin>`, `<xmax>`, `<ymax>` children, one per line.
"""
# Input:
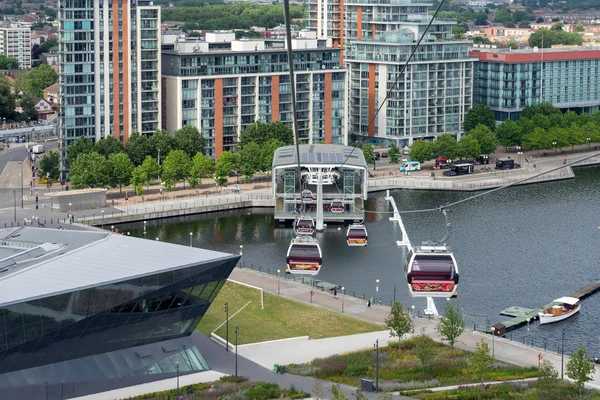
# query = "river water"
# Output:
<box><xmin>119</xmin><ymin>167</ymin><xmax>600</xmax><ymax>356</ymax></box>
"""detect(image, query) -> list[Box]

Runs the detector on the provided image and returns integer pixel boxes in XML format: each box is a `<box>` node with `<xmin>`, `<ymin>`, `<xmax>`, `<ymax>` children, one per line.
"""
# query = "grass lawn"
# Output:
<box><xmin>285</xmin><ymin>336</ymin><xmax>541</xmax><ymax>392</ymax></box>
<box><xmin>133</xmin><ymin>376</ymin><xmax>310</xmax><ymax>400</ymax></box>
<box><xmin>409</xmin><ymin>382</ymin><xmax>600</xmax><ymax>399</ymax></box>
<box><xmin>196</xmin><ymin>281</ymin><xmax>383</xmax><ymax>345</ymax></box>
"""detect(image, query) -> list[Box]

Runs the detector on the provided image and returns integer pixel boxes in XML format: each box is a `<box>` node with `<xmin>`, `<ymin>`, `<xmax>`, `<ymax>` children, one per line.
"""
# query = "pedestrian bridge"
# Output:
<box><xmin>0</xmin><ymin>124</ymin><xmax>57</xmax><ymax>141</ymax></box>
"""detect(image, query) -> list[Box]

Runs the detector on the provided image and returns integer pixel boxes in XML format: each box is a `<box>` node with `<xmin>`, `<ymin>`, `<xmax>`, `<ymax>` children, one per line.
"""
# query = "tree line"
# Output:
<box><xmin>162</xmin><ymin>2</ymin><xmax>305</xmax><ymax>31</ymax></box>
<box><xmin>59</xmin><ymin>121</ymin><xmax>294</xmax><ymax>193</ymax></box>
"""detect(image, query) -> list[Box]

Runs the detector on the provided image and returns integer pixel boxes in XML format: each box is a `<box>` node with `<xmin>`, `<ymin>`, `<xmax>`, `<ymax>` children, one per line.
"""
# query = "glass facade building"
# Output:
<box><xmin>471</xmin><ymin>48</ymin><xmax>600</xmax><ymax>122</ymax></box>
<box><xmin>0</xmin><ymin>228</ymin><xmax>239</xmax><ymax>394</ymax></box>
<box><xmin>161</xmin><ymin>35</ymin><xmax>347</xmax><ymax>158</ymax></box>
<box><xmin>58</xmin><ymin>0</ymin><xmax>161</xmax><ymax>177</ymax></box>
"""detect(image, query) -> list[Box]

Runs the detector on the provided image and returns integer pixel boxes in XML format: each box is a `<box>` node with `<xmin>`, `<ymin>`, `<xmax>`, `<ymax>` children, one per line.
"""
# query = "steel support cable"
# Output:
<box><xmin>358</xmin><ymin>150</ymin><xmax>600</xmax><ymax>215</ymax></box>
<box><xmin>336</xmin><ymin>0</ymin><xmax>448</xmax><ymax>171</ymax></box>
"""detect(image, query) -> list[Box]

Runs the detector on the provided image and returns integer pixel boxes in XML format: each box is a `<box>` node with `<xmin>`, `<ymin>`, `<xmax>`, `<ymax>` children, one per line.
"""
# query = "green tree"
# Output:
<box><xmin>0</xmin><ymin>55</ymin><xmax>19</xmax><ymax>69</ymax></box>
<box><xmin>238</xmin><ymin>121</ymin><xmax>294</xmax><ymax>149</ymax></box>
<box><xmin>188</xmin><ymin>152</ymin><xmax>213</xmax><ymax>188</ymax></box>
<box><xmin>260</xmin><ymin>138</ymin><xmax>284</xmax><ymax>172</ymax></box>
<box><xmin>19</xmin><ymin>95</ymin><xmax>38</xmax><ymax>122</ymax></box>
<box><xmin>0</xmin><ymin>78</ymin><xmax>16</xmax><ymax>121</ymax></box>
<box><xmin>551</xmin><ymin>21</ymin><xmax>564</xmax><ymax>31</ymax></box>
<box><xmin>388</xmin><ymin>143</ymin><xmax>400</xmax><ymax>164</ymax></box>
<box><xmin>469</xmin><ymin>124</ymin><xmax>498</xmax><ymax>154</ymax></box>
<box><xmin>39</xmin><ymin>150</ymin><xmax>59</xmax><ymax>180</ymax></box>
<box><xmin>215</xmin><ymin>150</ymin><xmax>236</xmax><ymax>187</ymax></box>
<box><xmin>414</xmin><ymin>334</ymin><xmax>436</xmax><ymax>375</ymax></box>
<box><xmin>40</xmin><ymin>37</ymin><xmax>58</xmax><ymax>51</ymax></box>
<box><xmin>459</xmin><ymin>134</ymin><xmax>481</xmax><ymax>159</ymax></box>
<box><xmin>566</xmin><ymin>345</ymin><xmax>595</xmax><ymax>395</ymax></box>
<box><xmin>107</xmin><ymin>153</ymin><xmax>134</xmax><ymax>193</ymax></box>
<box><xmin>67</xmin><ymin>137</ymin><xmax>94</xmax><ymax>166</ymax></box>
<box><xmin>521</xmin><ymin>103</ymin><xmax>561</xmax><ymax>119</ymax></box>
<box><xmin>238</xmin><ymin>141</ymin><xmax>262</xmax><ymax>181</ymax></box>
<box><xmin>409</xmin><ymin>140</ymin><xmax>435</xmax><ymax>163</ymax></box>
<box><xmin>435</xmin><ymin>134</ymin><xmax>461</xmax><ymax>160</ymax></box>
<box><xmin>493</xmin><ymin>8</ymin><xmax>513</xmax><ymax>24</ymax></box>
<box><xmin>131</xmin><ymin>166</ymin><xmax>148</xmax><ymax>196</ymax></box>
<box><xmin>495</xmin><ymin>119</ymin><xmax>522</xmax><ymax>148</ymax></box>
<box><xmin>574</xmin><ymin>23</ymin><xmax>585</xmax><ymax>32</ymax></box>
<box><xmin>173</xmin><ymin>125</ymin><xmax>206</xmax><ymax>157</ymax></box>
<box><xmin>361</xmin><ymin>143</ymin><xmax>375</xmax><ymax>166</ymax></box>
<box><xmin>126</xmin><ymin>131</ymin><xmax>151</xmax><ymax>165</ymax></box>
<box><xmin>16</xmin><ymin>64</ymin><xmax>58</xmax><ymax>97</ymax></box>
<box><xmin>470</xmin><ymin>339</ymin><xmax>495</xmax><ymax>381</ymax></box>
<box><xmin>95</xmin><ymin>136</ymin><xmax>124</xmax><ymax>158</ymax></box>
<box><xmin>148</xmin><ymin>130</ymin><xmax>175</xmax><ymax>162</ymax></box>
<box><xmin>384</xmin><ymin>301</ymin><xmax>412</xmax><ymax>339</ymax></box>
<box><xmin>536</xmin><ymin>360</ymin><xmax>561</xmax><ymax>400</ymax></box>
<box><xmin>161</xmin><ymin>150</ymin><xmax>191</xmax><ymax>191</ymax></box>
<box><xmin>436</xmin><ymin>301</ymin><xmax>465</xmax><ymax>354</ymax></box>
<box><xmin>139</xmin><ymin>156</ymin><xmax>160</xmax><ymax>185</ymax></box>
<box><xmin>70</xmin><ymin>152</ymin><xmax>110</xmax><ymax>189</ymax></box>
<box><xmin>464</xmin><ymin>104</ymin><xmax>496</xmax><ymax>133</ymax></box>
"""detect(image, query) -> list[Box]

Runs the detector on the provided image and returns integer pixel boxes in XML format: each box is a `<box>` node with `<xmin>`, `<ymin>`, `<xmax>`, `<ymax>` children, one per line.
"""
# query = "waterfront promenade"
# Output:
<box><xmin>0</xmin><ymin>146</ymin><xmax>595</xmax><ymax>228</ymax></box>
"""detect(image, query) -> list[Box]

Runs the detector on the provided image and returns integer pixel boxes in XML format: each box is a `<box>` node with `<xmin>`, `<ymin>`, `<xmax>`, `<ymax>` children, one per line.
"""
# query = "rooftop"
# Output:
<box><xmin>471</xmin><ymin>45</ymin><xmax>600</xmax><ymax>54</ymax></box>
<box><xmin>0</xmin><ymin>227</ymin><xmax>236</xmax><ymax>308</ymax></box>
<box><xmin>272</xmin><ymin>144</ymin><xmax>367</xmax><ymax>169</ymax></box>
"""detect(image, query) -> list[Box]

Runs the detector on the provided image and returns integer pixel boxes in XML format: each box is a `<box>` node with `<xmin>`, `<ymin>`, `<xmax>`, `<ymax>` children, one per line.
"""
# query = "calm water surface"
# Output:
<box><xmin>119</xmin><ymin>167</ymin><xmax>600</xmax><ymax>355</ymax></box>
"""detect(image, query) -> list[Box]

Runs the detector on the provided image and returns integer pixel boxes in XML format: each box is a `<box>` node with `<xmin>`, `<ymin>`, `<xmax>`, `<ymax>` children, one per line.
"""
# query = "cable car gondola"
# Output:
<box><xmin>294</xmin><ymin>215</ymin><xmax>315</xmax><ymax>236</ymax></box>
<box><xmin>405</xmin><ymin>243</ymin><xmax>459</xmax><ymax>298</ymax></box>
<box><xmin>330</xmin><ymin>200</ymin><xmax>344</xmax><ymax>213</ymax></box>
<box><xmin>346</xmin><ymin>224</ymin><xmax>368</xmax><ymax>246</ymax></box>
<box><xmin>286</xmin><ymin>236</ymin><xmax>322</xmax><ymax>275</ymax></box>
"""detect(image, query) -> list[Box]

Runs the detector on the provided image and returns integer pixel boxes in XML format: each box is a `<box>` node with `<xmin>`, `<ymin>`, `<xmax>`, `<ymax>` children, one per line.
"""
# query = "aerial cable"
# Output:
<box><xmin>336</xmin><ymin>0</ymin><xmax>448</xmax><ymax>171</ymax></box>
<box><xmin>355</xmin><ymin>150</ymin><xmax>600</xmax><ymax>215</ymax></box>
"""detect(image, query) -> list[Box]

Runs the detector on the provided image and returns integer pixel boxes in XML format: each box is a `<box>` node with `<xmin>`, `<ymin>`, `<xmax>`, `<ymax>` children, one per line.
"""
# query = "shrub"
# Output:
<box><xmin>246</xmin><ymin>382</ymin><xmax>281</xmax><ymax>400</ymax></box>
<box><xmin>344</xmin><ymin>365</ymin><xmax>370</xmax><ymax>376</ymax></box>
<box><xmin>220</xmin><ymin>375</ymin><xmax>248</xmax><ymax>384</ymax></box>
<box><xmin>378</xmin><ymin>379</ymin><xmax>440</xmax><ymax>392</ymax></box>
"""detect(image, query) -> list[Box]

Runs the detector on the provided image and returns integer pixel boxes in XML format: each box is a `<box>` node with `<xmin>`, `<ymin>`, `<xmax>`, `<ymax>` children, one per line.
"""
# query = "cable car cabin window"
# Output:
<box><xmin>297</xmin><ymin>220</ymin><xmax>313</xmax><ymax>228</ymax></box>
<box><xmin>412</xmin><ymin>255</ymin><xmax>455</xmax><ymax>280</ymax></box>
<box><xmin>348</xmin><ymin>229</ymin><xmax>366</xmax><ymax>239</ymax></box>
<box><xmin>289</xmin><ymin>245</ymin><xmax>321</xmax><ymax>262</ymax></box>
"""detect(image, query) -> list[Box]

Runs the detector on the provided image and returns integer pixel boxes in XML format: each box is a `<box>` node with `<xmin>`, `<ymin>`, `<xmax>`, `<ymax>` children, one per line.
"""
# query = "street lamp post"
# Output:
<box><xmin>374</xmin><ymin>339</ymin><xmax>379</xmax><ymax>392</ymax></box>
<box><xmin>411</xmin><ymin>305</ymin><xmax>415</xmax><ymax>333</ymax></box>
<box><xmin>277</xmin><ymin>269</ymin><xmax>281</xmax><ymax>294</ymax></box>
<box><xmin>375</xmin><ymin>279</ymin><xmax>379</xmax><ymax>301</ymax></box>
<box><xmin>225</xmin><ymin>302</ymin><xmax>229</xmax><ymax>352</ymax></box>
<box><xmin>111</xmin><ymin>225</ymin><xmax>114</xmax><ymax>232</ymax></box>
<box><xmin>341</xmin><ymin>286</ymin><xmax>345</xmax><ymax>313</ymax></box>
<box><xmin>561</xmin><ymin>327</ymin><xmax>565</xmax><ymax>380</ymax></box>
<box><xmin>143</xmin><ymin>221</ymin><xmax>147</xmax><ymax>238</ymax></box>
<box><xmin>189</xmin><ymin>232</ymin><xmax>193</xmax><ymax>247</ymax></box>
<box><xmin>176</xmin><ymin>364</ymin><xmax>180</xmax><ymax>395</ymax></box>
<box><xmin>527</xmin><ymin>317</ymin><xmax>531</xmax><ymax>331</ymax></box>
<box><xmin>235</xmin><ymin>325</ymin><xmax>239</xmax><ymax>376</ymax></box>
<box><xmin>491</xmin><ymin>327</ymin><xmax>496</xmax><ymax>357</ymax></box>
<box><xmin>552</xmin><ymin>141</ymin><xmax>557</xmax><ymax>157</ymax></box>
<box><xmin>588</xmin><ymin>137</ymin><xmax>592</xmax><ymax>150</ymax></box>
<box><xmin>517</xmin><ymin>151</ymin><xmax>523</xmax><ymax>167</ymax></box>
<box><xmin>19</xmin><ymin>162</ymin><xmax>23</xmax><ymax>208</ymax></box>
<box><xmin>101</xmin><ymin>210</ymin><xmax>104</xmax><ymax>230</ymax></box>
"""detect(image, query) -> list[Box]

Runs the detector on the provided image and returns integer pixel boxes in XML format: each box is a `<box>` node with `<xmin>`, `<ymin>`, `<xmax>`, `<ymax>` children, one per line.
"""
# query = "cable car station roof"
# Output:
<box><xmin>272</xmin><ymin>144</ymin><xmax>367</xmax><ymax>170</ymax></box>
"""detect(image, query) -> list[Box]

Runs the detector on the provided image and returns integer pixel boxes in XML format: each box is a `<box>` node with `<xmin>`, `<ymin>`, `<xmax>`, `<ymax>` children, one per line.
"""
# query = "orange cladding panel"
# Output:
<box><xmin>122</xmin><ymin>1</ymin><xmax>130</xmax><ymax>143</ymax></box>
<box><xmin>368</xmin><ymin>64</ymin><xmax>376</xmax><ymax>137</ymax></box>
<box><xmin>340</xmin><ymin>0</ymin><xmax>345</xmax><ymax>65</ymax></box>
<box><xmin>325</xmin><ymin>73</ymin><xmax>332</xmax><ymax>144</ymax></box>
<box><xmin>215</xmin><ymin>79</ymin><xmax>223</xmax><ymax>158</ymax></box>
<box><xmin>357</xmin><ymin>7</ymin><xmax>362</xmax><ymax>40</ymax></box>
<box><xmin>112</xmin><ymin>0</ymin><xmax>120</xmax><ymax>140</ymax></box>
<box><xmin>272</xmin><ymin>75</ymin><xmax>280</xmax><ymax>121</ymax></box>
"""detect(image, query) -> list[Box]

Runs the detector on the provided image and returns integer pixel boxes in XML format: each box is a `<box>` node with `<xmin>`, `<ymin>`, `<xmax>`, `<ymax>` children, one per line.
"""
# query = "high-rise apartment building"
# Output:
<box><xmin>161</xmin><ymin>32</ymin><xmax>347</xmax><ymax>157</ymax></box>
<box><xmin>58</xmin><ymin>0</ymin><xmax>161</xmax><ymax>174</ymax></box>
<box><xmin>307</xmin><ymin>0</ymin><xmax>476</xmax><ymax>146</ymax></box>
<box><xmin>0</xmin><ymin>26</ymin><xmax>31</xmax><ymax>69</ymax></box>
<box><xmin>471</xmin><ymin>47</ymin><xmax>600</xmax><ymax>122</ymax></box>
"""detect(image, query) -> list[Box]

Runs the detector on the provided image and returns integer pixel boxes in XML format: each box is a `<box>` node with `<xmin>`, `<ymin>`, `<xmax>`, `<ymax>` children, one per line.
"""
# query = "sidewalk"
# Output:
<box><xmin>229</xmin><ymin>267</ymin><xmax>600</xmax><ymax>390</ymax></box>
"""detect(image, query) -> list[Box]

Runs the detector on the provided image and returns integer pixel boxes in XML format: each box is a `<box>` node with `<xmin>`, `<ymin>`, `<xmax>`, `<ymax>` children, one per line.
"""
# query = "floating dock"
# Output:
<box><xmin>492</xmin><ymin>282</ymin><xmax>600</xmax><ymax>335</ymax></box>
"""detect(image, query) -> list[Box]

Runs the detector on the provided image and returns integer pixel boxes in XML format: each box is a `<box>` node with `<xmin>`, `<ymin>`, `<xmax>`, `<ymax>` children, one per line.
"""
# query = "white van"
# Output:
<box><xmin>399</xmin><ymin>161</ymin><xmax>421</xmax><ymax>172</ymax></box>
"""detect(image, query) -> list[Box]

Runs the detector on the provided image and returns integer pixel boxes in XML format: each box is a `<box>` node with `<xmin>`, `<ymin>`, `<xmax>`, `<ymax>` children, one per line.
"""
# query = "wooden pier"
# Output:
<box><xmin>491</xmin><ymin>282</ymin><xmax>600</xmax><ymax>335</ymax></box>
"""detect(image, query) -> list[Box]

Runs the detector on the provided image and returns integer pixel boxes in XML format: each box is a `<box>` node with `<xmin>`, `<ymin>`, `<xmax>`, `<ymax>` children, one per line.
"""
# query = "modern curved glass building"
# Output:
<box><xmin>0</xmin><ymin>227</ymin><xmax>239</xmax><ymax>399</ymax></box>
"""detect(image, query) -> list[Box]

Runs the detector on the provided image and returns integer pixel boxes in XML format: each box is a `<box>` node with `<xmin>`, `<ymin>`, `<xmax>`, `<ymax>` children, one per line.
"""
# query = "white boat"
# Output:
<box><xmin>538</xmin><ymin>296</ymin><xmax>581</xmax><ymax>325</ymax></box>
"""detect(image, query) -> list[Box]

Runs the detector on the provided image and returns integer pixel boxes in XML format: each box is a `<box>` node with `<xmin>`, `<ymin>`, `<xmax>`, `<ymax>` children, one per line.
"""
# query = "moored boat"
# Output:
<box><xmin>538</xmin><ymin>296</ymin><xmax>580</xmax><ymax>325</ymax></box>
